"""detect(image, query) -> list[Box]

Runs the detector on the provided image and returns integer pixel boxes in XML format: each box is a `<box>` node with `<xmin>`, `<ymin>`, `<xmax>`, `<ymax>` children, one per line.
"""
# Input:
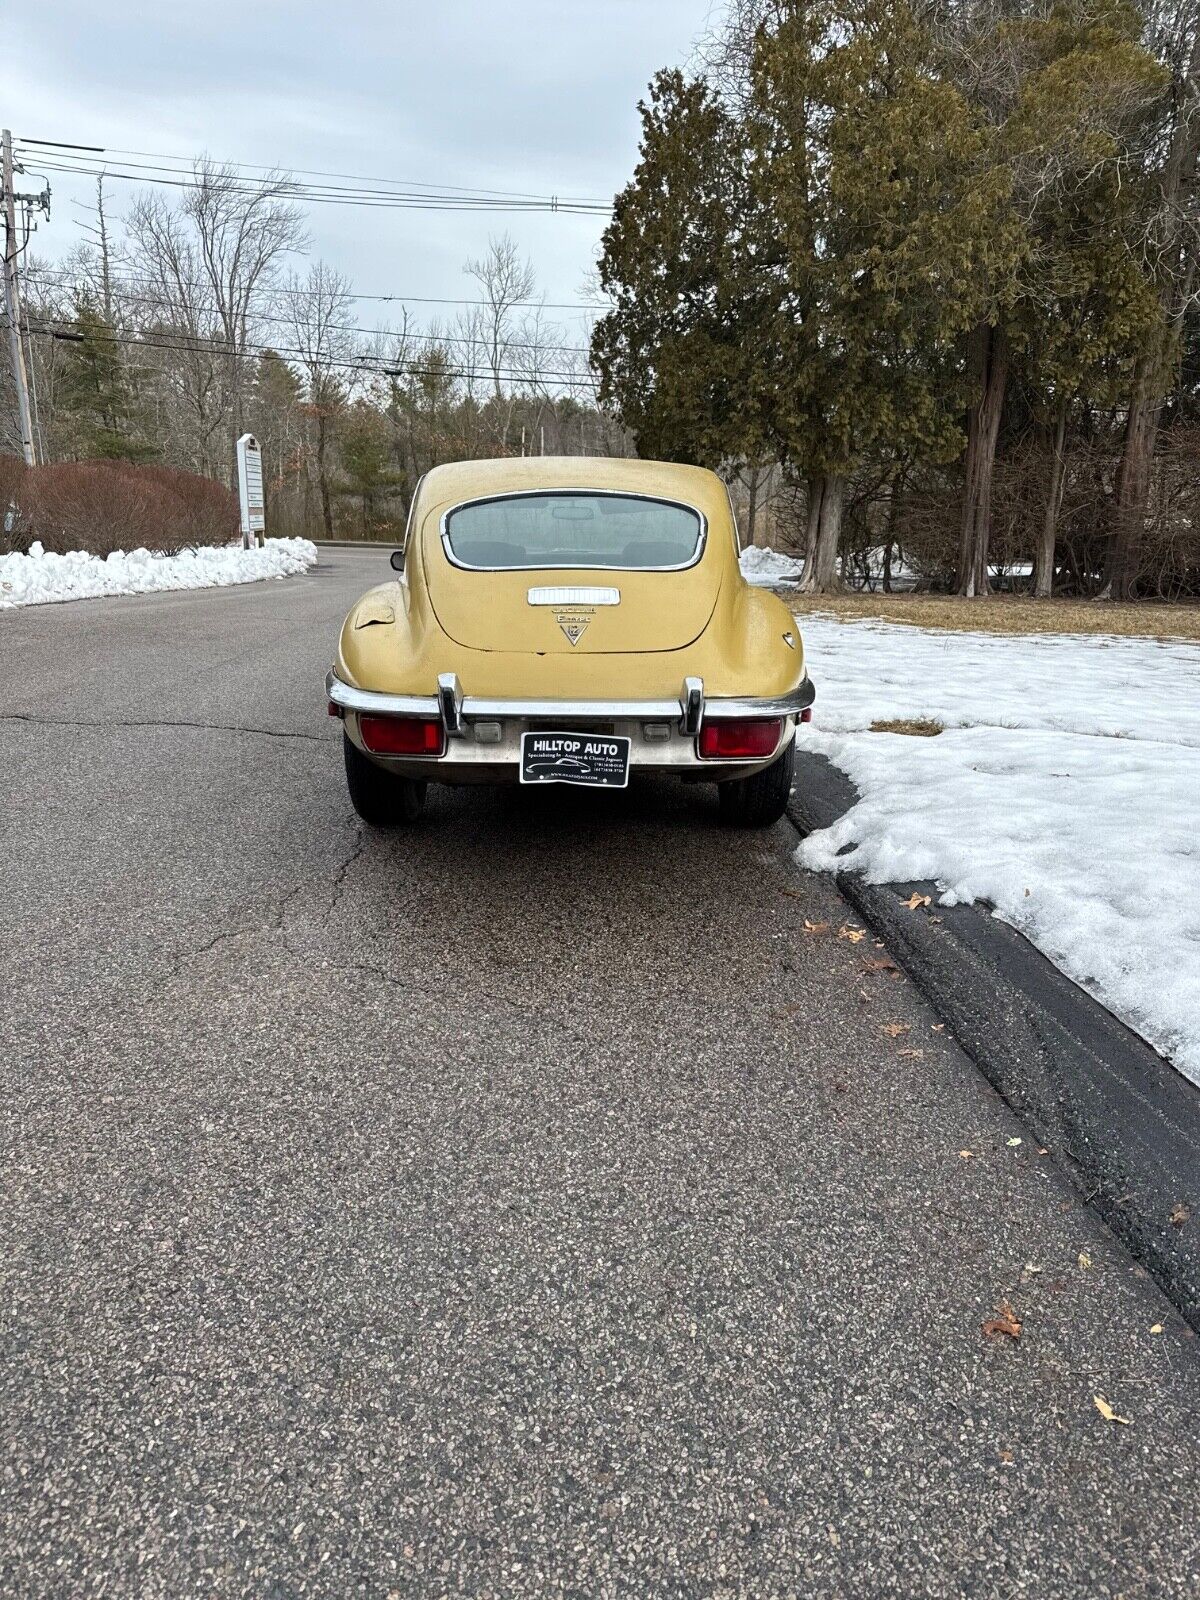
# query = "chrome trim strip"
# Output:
<box><xmin>326</xmin><ymin>671</ymin><xmax>438</xmax><ymax>717</ymax></box>
<box><xmin>462</xmin><ymin>696</ymin><xmax>684</xmax><ymax>719</ymax></box>
<box><xmin>438</xmin><ymin>489</ymin><xmax>708</xmax><ymax>574</ymax></box>
<box><xmin>703</xmin><ymin>680</ymin><xmax>815</xmax><ymax>718</ymax></box>
<box><xmin>437</xmin><ymin>671</ymin><xmax>464</xmax><ymax>736</ymax></box>
<box><xmin>527</xmin><ymin>585</ymin><xmax>621</xmax><ymax>606</ymax></box>
<box><xmin>326</xmin><ymin>671</ymin><xmax>814</xmax><ymax>722</ymax></box>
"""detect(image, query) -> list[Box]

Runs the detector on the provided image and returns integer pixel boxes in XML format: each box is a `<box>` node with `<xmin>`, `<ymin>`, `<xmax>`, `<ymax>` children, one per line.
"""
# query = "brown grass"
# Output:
<box><xmin>788</xmin><ymin>589</ymin><xmax>1200</xmax><ymax>642</ymax></box>
<box><xmin>869</xmin><ymin>717</ymin><xmax>944</xmax><ymax>736</ymax></box>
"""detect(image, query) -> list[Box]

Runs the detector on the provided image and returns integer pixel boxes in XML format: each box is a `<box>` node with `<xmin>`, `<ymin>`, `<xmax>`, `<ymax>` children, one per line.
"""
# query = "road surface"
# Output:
<box><xmin>2</xmin><ymin>548</ymin><xmax>1198</xmax><ymax>1598</ymax></box>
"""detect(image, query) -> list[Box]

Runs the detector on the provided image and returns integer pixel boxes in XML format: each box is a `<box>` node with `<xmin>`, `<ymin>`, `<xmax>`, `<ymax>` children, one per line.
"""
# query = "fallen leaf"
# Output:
<box><xmin>1024</xmin><ymin>888</ymin><xmax>1031</xmax><ymax>897</ymax></box>
<box><xmin>883</xmin><ymin>1022</ymin><xmax>910</xmax><ymax>1037</ymax></box>
<box><xmin>898</xmin><ymin>1048</ymin><xmax>925</xmax><ymax>1060</ymax></box>
<box><xmin>858</xmin><ymin>989</ymin><xmax>871</xmax><ymax>1003</ymax></box>
<box><xmin>903</xmin><ymin>893</ymin><xmax>932</xmax><ymax>910</ymax></box>
<box><xmin>931</xmin><ymin>1023</ymin><xmax>945</xmax><ymax>1032</ymax></box>
<box><xmin>803</xmin><ymin>918</ymin><xmax>831</xmax><ymax>935</ymax></box>
<box><xmin>838</xmin><ymin>924</ymin><xmax>866</xmax><ymax>943</ymax></box>
<box><xmin>863</xmin><ymin>956</ymin><xmax>900</xmax><ymax>974</ymax></box>
<box><xmin>1169</xmin><ymin>1203</ymin><xmax>1190</xmax><ymax>1229</ymax></box>
<box><xmin>982</xmin><ymin>1300</ymin><xmax>1022</xmax><ymax>1341</ymax></box>
<box><xmin>1007</xmin><ymin>1137</ymin><xmax>1023</xmax><ymax>1147</ymax></box>
<box><xmin>1150</xmin><ymin>1323</ymin><xmax>1164</xmax><ymax>1335</ymax></box>
<box><xmin>1022</xmin><ymin>1262</ymin><xmax>1042</xmax><ymax>1278</ymax></box>
<box><xmin>998</xmin><ymin>1447</ymin><xmax>1015</xmax><ymax>1464</ymax></box>
<box><xmin>1038</xmin><ymin>1147</ymin><xmax>1050</xmax><ymax>1156</ymax></box>
<box><xmin>1093</xmin><ymin>1394</ymin><xmax>1131</xmax><ymax>1426</ymax></box>
<box><xmin>1078</xmin><ymin>1251</ymin><xmax>1092</xmax><ymax>1270</ymax></box>
<box><xmin>959</xmin><ymin>1149</ymin><xmax>976</xmax><ymax>1160</ymax></box>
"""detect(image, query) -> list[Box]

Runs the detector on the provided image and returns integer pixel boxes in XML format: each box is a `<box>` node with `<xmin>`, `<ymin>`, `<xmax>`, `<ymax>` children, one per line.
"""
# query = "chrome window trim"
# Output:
<box><xmin>437</xmin><ymin>489</ymin><xmax>708</xmax><ymax>574</ymax></box>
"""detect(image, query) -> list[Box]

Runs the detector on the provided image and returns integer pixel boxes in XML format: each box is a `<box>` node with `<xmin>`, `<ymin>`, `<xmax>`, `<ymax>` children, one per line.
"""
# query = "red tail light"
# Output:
<box><xmin>698</xmin><ymin>718</ymin><xmax>783</xmax><ymax>759</ymax></box>
<box><xmin>359</xmin><ymin>714</ymin><xmax>445</xmax><ymax>756</ymax></box>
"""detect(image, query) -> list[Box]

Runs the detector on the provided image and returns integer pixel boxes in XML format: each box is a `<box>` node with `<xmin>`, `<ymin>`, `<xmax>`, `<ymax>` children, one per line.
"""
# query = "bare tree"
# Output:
<box><xmin>126</xmin><ymin>159</ymin><xmax>304</xmax><ymax>484</ymax></box>
<box><xmin>288</xmin><ymin>261</ymin><xmax>354</xmax><ymax>539</ymax></box>
<box><xmin>464</xmin><ymin>232</ymin><xmax>538</xmax><ymax>404</ymax></box>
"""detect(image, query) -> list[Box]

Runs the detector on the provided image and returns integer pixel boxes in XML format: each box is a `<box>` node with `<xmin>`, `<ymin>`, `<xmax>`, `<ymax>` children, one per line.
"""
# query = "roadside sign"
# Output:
<box><xmin>237</xmin><ymin>433</ymin><xmax>266</xmax><ymax>549</ymax></box>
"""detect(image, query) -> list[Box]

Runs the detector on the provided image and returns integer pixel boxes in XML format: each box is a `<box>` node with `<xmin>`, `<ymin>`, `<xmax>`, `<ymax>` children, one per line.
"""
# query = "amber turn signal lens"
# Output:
<box><xmin>359</xmin><ymin>714</ymin><xmax>445</xmax><ymax>756</ymax></box>
<box><xmin>698</xmin><ymin>717</ymin><xmax>783</xmax><ymax>759</ymax></box>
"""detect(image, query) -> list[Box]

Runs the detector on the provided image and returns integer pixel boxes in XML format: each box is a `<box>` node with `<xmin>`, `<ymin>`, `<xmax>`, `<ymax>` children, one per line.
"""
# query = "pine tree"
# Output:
<box><xmin>57</xmin><ymin>290</ymin><xmax>155</xmax><ymax>461</ymax></box>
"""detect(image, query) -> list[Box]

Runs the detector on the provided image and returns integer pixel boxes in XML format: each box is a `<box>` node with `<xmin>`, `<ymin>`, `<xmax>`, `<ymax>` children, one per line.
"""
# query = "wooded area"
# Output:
<box><xmin>4</xmin><ymin>1</ymin><xmax>1199</xmax><ymax>598</ymax></box>
<box><xmin>2</xmin><ymin>176</ymin><xmax>626</xmax><ymax>549</ymax></box>
<box><xmin>593</xmin><ymin>0</ymin><xmax>1200</xmax><ymax>598</ymax></box>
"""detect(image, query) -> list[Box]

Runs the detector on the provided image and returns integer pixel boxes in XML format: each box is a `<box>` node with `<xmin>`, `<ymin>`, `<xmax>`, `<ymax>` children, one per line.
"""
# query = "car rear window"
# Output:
<box><xmin>442</xmin><ymin>492</ymin><xmax>704</xmax><ymax>571</ymax></box>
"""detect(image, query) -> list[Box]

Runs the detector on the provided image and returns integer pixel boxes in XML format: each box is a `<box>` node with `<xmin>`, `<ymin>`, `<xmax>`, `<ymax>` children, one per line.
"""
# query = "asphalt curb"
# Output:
<box><xmin>789</xmin><ymin>751</ymin><xmax>1200</xmax><ymax>1333</ymax></box>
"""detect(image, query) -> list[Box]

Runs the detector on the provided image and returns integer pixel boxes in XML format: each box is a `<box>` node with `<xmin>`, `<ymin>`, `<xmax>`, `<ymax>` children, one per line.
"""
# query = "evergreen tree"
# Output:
<box><xmin>57</xmin><ymin>290</ymin><xmax>155</xmax><ymax>461</ymax></box>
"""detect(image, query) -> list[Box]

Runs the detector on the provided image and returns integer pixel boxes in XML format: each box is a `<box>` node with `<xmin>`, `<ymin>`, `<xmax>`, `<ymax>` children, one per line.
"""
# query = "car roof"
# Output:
<box><xmin>418</xmin><ymin>456</ymin><xmax>726</xmax><ymax>512</ymax></box>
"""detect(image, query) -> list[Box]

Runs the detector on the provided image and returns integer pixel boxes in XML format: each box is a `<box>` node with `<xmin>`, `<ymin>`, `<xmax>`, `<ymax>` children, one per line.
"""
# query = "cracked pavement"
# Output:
<box><xmin>2</xmin><ymin>548</ymin><xmax>1199</xmax><ymax>1598</ymax></box>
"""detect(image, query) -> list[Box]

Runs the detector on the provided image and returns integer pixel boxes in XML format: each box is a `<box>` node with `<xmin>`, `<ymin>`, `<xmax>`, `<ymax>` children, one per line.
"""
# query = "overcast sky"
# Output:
<box><xmin>9</xmin><ymin>1</ymin><xmax>714</xmax><ymax>347</ymax></box>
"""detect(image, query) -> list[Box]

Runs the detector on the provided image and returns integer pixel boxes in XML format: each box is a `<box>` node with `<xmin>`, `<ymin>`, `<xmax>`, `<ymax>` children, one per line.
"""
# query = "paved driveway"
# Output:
<box><xmin>2</xmin><ymin>548</ymin><xmax>1198</xmax><ymax>1597</ymax></box>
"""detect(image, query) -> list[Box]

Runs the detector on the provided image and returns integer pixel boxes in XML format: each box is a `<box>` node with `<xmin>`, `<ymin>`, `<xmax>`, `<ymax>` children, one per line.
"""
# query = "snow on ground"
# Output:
<box><xmin>794</xmin><ymin>614</ymin><xmax>1200</xmax><ymax>1085</ymax></box>
<box><xmin>0</xmin><ymin>538</ymin><xmax>318</xmax><ymax>610</ymax></box>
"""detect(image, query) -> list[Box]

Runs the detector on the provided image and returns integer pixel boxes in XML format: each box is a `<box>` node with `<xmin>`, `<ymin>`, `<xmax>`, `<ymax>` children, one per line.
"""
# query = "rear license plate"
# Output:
<box><xmin>519</xmin><ymin>731</ymin><xmax>631</xmax><ymax>789</ymax></box>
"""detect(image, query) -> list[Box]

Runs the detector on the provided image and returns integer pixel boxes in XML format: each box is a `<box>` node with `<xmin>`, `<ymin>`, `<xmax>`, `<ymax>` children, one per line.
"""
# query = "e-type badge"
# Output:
<box><xmin>554</xmin><ymin>608</ymin><xmax>592</xmax><ymax>646</ymax></box>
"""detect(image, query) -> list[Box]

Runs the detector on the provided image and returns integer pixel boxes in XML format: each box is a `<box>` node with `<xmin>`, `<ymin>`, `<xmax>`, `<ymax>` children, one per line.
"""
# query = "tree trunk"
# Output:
<box><xmin>1105</xmin><ymin>30</ymin><xmax>1200</xmax><ymax>600</ymax></box>
<box><xmin>1034</xmin><ymin>405</ymin><xmax>1068</xmax><ymax>599</ymax></box>
<box><xmin>956</xmin><ymin>323</ymin><xmax>1009</xmax><ymax>598</ymax></box>
<box><xmin>316</xmin><ymin>410</ymin><xmax>334</xmax><ymax>539</ymax></box>
<box><xmin>1104</xmin><ymin>346</ymin><xmax>1160</xmax><ymax>600</ymax></box>
<box><xmin>745</xmin><ymin>463</ymin><xmax>761</xmax><ymax>547</ymax></box>
<box><xmin>798</xmin><ymin>474</ymin><xmax>844</xmax><ymax>594</ymax></box>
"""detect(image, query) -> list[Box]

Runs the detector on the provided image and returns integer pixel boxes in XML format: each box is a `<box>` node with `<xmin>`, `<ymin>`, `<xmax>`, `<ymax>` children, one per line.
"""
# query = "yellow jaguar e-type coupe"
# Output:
<box><xmin>326</xmin><ymin>457</ymin><xmax>814</xmax><ymax>826</ymax></box>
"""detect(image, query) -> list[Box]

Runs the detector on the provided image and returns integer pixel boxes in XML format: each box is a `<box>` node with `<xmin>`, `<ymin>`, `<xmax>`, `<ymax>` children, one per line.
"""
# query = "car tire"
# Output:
<box><xmin>717</xmin><ymin>737</ymin><xmax>795</xmax><ymax>827</ymax></box>
<box><xmin>343</xmin><ymin>731</ymin><xmax>427</xmax><ymax>825</ymax></box>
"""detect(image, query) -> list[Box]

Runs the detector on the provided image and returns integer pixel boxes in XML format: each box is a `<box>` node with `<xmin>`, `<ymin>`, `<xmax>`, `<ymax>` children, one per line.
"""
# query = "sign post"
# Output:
<box><xmin>236</xmin><ymin>433</ymin><xmax>266</xmax><ymax>549</ymax></box>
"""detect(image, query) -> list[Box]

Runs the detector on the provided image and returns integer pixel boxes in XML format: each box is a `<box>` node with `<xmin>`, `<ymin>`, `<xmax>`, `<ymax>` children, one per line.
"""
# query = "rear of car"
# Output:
<box><xmin>327</xmin><ymin>458</ymin><xmax>814</xmax><ymax>824</ymax></box>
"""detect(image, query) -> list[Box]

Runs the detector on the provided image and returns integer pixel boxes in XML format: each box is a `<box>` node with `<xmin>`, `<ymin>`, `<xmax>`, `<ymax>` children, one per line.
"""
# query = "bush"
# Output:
<box><xmin>13</xmin><ymin>460</ymin><xmax>239</xmax><ymax>556</ymax></box>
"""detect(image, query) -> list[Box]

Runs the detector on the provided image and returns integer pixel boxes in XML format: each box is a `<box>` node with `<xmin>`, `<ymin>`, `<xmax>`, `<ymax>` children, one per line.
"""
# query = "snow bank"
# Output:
<box><xmin>794</xmin><ymin>615</ymin><xmax>1200</xmax><ymax>1084</ymax></box>
<box><xmin>0</xmin><ymin>538</ymin><xmax>319</xmax><ymax>610</ymax></box>
<box><xmin>740</xmin><ymin>544</ymin><xmax>921</xmax><ymax>590</ymax></box>
<box><xmin>740</xmin><ymin>545</ymin><xmax>805</xmax><ymax>587</ymax></box>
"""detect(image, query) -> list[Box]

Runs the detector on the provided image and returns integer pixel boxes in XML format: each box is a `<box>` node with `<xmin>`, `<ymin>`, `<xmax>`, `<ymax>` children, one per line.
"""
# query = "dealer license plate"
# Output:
<box><xmin>519</xmin><ymin>730</ymin><xmax>631</xmax><ymax>789</ymax></box>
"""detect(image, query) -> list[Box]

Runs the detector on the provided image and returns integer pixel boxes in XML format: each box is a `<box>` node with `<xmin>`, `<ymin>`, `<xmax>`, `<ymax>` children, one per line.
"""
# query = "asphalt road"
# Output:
<box><xmin>2</xmin><ymin>547</ymin><xmax>1199</xmax><ymax>1599</ymax></box>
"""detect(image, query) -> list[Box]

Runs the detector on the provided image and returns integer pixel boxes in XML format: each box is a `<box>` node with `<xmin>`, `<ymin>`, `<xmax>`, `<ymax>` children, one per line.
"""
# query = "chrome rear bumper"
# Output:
<box><xmin>325</xmin><ymin>669</ymin><xmax>815</xmax><ymax>782</ymax></box>
<box><xmin>325</xmin><ymin>669</ymin><xmax>815</xmax><ymax>727</ymax></box>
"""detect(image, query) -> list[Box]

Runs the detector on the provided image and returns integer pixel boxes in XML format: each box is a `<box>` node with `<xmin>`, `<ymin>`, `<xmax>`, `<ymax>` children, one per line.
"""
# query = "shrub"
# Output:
<box><xmin>22</xmin><ymin>460</ymin><xmax>239</xmax><ymax>557</ymax></box>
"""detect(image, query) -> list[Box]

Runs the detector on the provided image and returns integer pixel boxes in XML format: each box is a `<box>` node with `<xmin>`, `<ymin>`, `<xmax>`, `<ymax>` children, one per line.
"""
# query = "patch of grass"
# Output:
<box><xmin>869</xmin><ymin>717</ymin><xmax>944</xmax><ymax>736</ymax></box>
<box><xmin>787</xmin><ymin>589</ymin><xmax>1200</xmax><ymax>642</ymax></box>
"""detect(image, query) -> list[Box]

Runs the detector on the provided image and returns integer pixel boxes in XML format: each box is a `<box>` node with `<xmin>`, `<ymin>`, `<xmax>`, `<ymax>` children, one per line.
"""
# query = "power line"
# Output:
<box><xmin>19</xmin><ymin>151</ymin><xmax>610</xmax><ymax>216</ymax></box>
<box><xmin>25</xmin><ymin>263</ymin><xmax>605</xmax><ymax>318</ymax></box>
<box><xmin>24</xmin><ymin>267</ymin><xmax>597</xmax><ymax>355</ymax></box>
<box><xmin>18</xmin><ymin>137</ymin><xmax>610</xmax><ymax>207</ymax></box>
<box><xmin>27</xmin><ymin>318</ymin><xmax>600</xmax><ymax>392</ymax></box>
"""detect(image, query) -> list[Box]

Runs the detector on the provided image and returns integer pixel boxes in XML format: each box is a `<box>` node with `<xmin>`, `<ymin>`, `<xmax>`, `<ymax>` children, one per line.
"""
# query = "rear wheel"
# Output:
<box><xmin>343</xmin><ymin>731</ymin><xmax>427</xmax><ymax>825</ymax></box>
<box><xmin>717</xmin><ymin>738</ymin><xmax>795</xmax><ymax>828</ymax></box>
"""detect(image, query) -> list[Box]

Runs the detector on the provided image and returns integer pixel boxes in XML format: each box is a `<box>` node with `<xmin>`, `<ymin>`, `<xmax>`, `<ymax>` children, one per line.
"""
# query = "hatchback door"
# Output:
<box><xmin>422</xmin><ymin>490</ymin><xmax>724</xmax><ymax>654</ymax></box>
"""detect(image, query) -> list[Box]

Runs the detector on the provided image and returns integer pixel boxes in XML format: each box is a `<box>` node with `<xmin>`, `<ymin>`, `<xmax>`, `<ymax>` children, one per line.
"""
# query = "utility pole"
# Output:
<box><xmin>2</xmin><ymin>128</ymin><xmax>36</xmax><ymax>466</ymax></box>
